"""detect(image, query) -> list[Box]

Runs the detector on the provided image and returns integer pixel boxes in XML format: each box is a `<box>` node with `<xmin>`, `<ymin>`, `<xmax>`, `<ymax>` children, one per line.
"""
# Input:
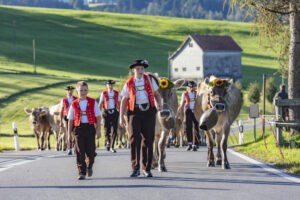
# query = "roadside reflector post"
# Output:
<box><xmin>238</xmin><ymin>120</ymin><xmax>244</xmax><ymax>145</ymax></box>
<box><xmin>12</xmin><ymin>122</ymin><xmax>20</xmax><ymax>152</ymax></box>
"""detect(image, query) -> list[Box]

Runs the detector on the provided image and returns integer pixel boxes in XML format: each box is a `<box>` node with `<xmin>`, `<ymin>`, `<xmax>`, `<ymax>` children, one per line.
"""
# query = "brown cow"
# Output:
<box><xmin>49</xmin><ymin>104</ymin><xmax>67</xmax><ymax>151</ymax></box>
<box><xmin>196</xmin><ymin>76</ymin><xmax>242</xmax><ymax>169</ymax></box>
<box><xmin>24</xmin><ymin>107</ymin><xmax>51</xmax><ymax>150</ymax></box>
<box><xmin>151</xmin><ymin>74</ymin><xmax>184</xmax><ymax>172</ymax></box>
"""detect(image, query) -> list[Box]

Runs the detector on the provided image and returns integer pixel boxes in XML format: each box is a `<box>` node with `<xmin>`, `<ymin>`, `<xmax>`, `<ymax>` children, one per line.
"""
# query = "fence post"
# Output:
<box><xmin>12</xmin><ymin>122</ymin><xmax>20</xmax><ymax>152</ymax></box>
<box><xmin>275</xmin><ymin>100</ymin><xmax>283</xmax><ymax>144</ymax></box>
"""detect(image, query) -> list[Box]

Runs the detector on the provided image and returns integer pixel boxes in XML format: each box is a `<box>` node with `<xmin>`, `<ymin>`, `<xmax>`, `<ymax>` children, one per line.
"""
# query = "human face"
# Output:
<box><xmin>67</xmin><ymin>89</ymin><xmax>73</xmax><ymax>97</ymax></box>
<box><xmin>188</xmin><ymin>86</ymin><xmax>195</xmax><ymax>92</ymax></box>
<box><xmin>77</xmin><ymin>86</ymin><xmax>88</xmax><ymax>100</ymax></box>
<box><xmin>132</xmin><ymin>66</ymin><xmax>145</xmax><ymax>79</ymax></box>
<box><xmin>107</xmin><ymin>84</ymin><xmax>113</xmax><ymax>91</ymax></box>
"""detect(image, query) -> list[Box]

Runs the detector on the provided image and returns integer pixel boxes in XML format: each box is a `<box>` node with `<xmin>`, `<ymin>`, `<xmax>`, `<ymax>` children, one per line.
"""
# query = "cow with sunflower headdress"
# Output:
<box><xmin>148</xmin><ymin>73</ymin><xmax>184</xmax><ymax>172</ymax></box>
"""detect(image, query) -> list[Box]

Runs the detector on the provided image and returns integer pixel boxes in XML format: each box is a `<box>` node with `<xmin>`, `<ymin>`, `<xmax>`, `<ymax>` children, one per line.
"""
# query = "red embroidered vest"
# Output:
<box><xmin>62</xmin><ymin>96</ymin><xmax>77</xmax><ymax>116</ymax></box>
<box><xmin>126</xmin><ymin>74</ymin><xmax>155</xmax><ymax>111</ymax></box>
<box><xmin>184</xmin><ymin>91</ymin><xmax>197</xmax><ymax>108</ymax></box>
<box><xmin>103</xmin><ymin>90</ymin><xmax>120</xmax><ymax>110</ymax></box>
<box><xmin>72</xmin><ymin>97</ymin><xmax>96</xmax><ymax>126</ymax></box>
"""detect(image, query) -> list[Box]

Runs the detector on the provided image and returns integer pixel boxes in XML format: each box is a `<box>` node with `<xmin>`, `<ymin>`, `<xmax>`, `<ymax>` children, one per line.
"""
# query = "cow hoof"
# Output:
<box><xmin>215</xmin><ymin>160</ymin><xmax>222</xmax><ymax>166</ymax></box>
<box><xmin>159</xmin><ymin>166</ymin><xmax>167</xmax><ymax>172</ymax></box>
<box><xmin>207</xmin><ymin>161</ymin><xmax>215</xmax><ymax>167</ymax></box>
<box><xmin>222</xmin><ymin>163</ymin><xmax>231</xmax><ymax>169</ymax></box>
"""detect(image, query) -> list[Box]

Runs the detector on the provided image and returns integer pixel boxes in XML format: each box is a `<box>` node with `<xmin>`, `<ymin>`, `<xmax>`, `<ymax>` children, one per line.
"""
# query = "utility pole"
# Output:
<box><xmin>33</xmin><ymin>39</ymin><xmax>36</xmax><ymax>74</ymax></box>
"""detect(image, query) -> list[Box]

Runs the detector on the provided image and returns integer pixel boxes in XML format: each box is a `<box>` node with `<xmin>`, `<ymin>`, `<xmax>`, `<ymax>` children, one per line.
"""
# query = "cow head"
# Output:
<box><xmin>205</xmin><ymin>77</ymin><xmax>232</xmax><ymax>112</ymax></box>
<box><xmin>24</xmin><ymin>107</ymin><xmax>48</xmax><ymax>125</ymax></box>
<box><xmin>153</xmin><ymin>74</ymin><xmax>184</xmax><ymax>130</ymax></box>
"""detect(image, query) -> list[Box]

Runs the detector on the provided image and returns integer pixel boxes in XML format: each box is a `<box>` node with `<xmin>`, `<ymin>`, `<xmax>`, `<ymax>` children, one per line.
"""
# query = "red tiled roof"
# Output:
<box><xmin>190</xmin><ymin>35</ymin><xmax>242</xmax><ymax>51</ymax></box>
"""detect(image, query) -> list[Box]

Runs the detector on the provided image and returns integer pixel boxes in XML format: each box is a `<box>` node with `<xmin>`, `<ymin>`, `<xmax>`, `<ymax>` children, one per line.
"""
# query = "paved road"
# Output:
<box><xmin>0</xmin><ymin>148</ymin><xmax>299</xmax><ymax>200</ymax></box>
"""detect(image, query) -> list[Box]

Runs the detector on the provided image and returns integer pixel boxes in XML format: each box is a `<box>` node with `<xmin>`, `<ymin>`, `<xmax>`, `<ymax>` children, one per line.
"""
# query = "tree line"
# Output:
<box><xmin>0</xmin><ymin>0</ymin><xmax>87</xmax><ymax>9</ymax></box>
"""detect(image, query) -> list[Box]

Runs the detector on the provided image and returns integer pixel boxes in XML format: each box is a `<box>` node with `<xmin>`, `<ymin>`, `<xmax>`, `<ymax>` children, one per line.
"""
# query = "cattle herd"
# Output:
<box><xmin>24</xmin><ymin>75</ymin><xmax>242</xmax><ymax>170</ymax></box>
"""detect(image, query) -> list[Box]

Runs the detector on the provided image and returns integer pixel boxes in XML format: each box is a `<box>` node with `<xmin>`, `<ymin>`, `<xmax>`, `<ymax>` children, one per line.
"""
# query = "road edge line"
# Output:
<box><xmin>228</xmin><ymin>149</ymin><xmax>300</xmax><ymax>183</ymax></box>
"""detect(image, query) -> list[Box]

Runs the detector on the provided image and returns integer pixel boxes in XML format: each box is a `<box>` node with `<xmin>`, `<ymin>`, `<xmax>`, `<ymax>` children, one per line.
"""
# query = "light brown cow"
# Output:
<box><xmin>49</xmin><ymin>104</ymin><xmax>67</xmax><ymax>151</ymax></box>
<box><xmin>195</xmin><ymin>76</ymin><xmax>242</xmax><ymax>169</ymax></box>
<box><xmin>24</xmin><ymin>107</ymin><xmax>51</xmax><ymax>150</ymax></box>
<box><xmin>151</xmin><ymin>74</ymin><xmax>184</xmax><ymax>172</ymax></box>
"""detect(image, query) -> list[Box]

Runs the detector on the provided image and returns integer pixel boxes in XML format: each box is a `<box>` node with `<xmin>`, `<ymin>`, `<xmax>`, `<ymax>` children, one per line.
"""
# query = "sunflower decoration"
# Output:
<box><xmin>209</xmin><ymin>78</ymin><xmax>229</xmax><ymax>88</ymax></box>
<box><xmin>159</xmin><ymin>78</ymin><xmax>174</xmax><ymax>89</ymax></box>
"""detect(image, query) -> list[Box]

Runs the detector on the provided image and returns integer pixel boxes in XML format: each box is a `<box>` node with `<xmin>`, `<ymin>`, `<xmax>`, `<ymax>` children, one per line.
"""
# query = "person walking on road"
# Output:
<box><xmin>119</xmin><ymin>59</ymin><xmax>162</xmax><ymax>178</ymax></box>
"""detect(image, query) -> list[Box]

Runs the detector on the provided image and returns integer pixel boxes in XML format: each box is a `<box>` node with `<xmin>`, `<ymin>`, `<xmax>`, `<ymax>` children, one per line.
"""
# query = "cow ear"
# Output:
<box><xmin>40</xmin><ymin>110</ymin><xmax>48</xmax><ymax>116</ymax></box>
<box><xmin>24</xmin><ymin>108</ymin><xmax>32</xmax><ymax>114</ymax></box>
<box><xmin>54</xmin><ymin>111</ymin><xmax>60</xmax><ymax>115</ymax></box>
<box><xmin>173</xmin><ymin>79</ymin><xmax>185</xmax><ymax>89</ymax></box>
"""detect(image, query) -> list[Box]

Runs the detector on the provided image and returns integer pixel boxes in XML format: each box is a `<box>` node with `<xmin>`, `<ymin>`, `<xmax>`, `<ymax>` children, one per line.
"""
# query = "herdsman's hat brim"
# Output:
<box><xmin>106</xmin><ymin>80</ymin><xmax>116</xmax><ymax>84</ymax></box>
<box><xmin>129</xmin><ymin>59</ymin><xmax>149</xmax><ymax>69</ymax></box>
<box><xmin>65</xmin><ymin>86</ymin><xmax>75</xmax><ymax>90</ymax></box>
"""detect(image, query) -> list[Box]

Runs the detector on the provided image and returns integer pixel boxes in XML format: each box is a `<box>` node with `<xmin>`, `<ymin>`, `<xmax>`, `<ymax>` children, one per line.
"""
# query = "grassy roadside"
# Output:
<box><xmin>228</xmin><ymin>127</ymin><xmax>300</xmax><ymax>175</ymax></box>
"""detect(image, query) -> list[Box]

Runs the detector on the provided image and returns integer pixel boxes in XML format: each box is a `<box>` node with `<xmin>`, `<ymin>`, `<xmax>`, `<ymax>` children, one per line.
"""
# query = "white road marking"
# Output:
<box><xmin>229</xmin><ymin>149</ymin><xmax>300</xmax><ymax>183</ymax></box>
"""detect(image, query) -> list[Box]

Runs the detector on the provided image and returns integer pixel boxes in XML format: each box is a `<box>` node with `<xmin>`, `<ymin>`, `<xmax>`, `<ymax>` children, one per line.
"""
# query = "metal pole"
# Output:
<box><xmin>238</xmin><ymin>120</ymin><xmax>244</xmax><ymax>145</ymax></box>
<box><xmin>262</xmin><ymin>74</ymin><xmax>266</xmax><ymax>140</ymax></box>
<box><xmin>33</xmin><ymin>39</ymin><xmax>36</xmax><ymax>74</ymax></box>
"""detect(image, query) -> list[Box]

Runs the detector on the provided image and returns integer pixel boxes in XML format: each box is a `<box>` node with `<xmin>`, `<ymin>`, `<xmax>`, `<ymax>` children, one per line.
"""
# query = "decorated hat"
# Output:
<box><xmin>65</xmin><ymin>86</ymin><xmax>75</xmax><ymax>90</ymax></box>
<box><xmin>129</xmin><ymin>59</ymin><xmax>149</xmax><ymax>69</ymax></box>
<box><xmin>187</xmin><ymin>81</ymin><xmax>197</xmax><ymax>87</ymax></box>
<box><xmin>106</xmin><ymin>80</ymin><xmax>116</xmax><ymax>84</ymax></box>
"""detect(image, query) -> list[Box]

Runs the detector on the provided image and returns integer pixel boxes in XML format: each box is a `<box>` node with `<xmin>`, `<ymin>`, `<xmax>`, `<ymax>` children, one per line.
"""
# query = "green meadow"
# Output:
<box><xmin>0</xmin><ymin>5</ymin><xmax>296</xmax><ymax>174</ymax></box>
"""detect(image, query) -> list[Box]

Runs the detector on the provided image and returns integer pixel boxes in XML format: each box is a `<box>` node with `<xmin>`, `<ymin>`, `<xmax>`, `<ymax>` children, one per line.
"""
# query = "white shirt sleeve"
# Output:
<box><xmin>67</xmin><ymin>105</ymin><xmax>74</xmax><ymax>120</ymax></box>
<box><xmin>152</xmin><ymin>79</ymin><xmax>159</xmax><ymax>91</ymax></box>
<box><xmin>60</xmin><ymin>99</ymin><xmax>64</xmax><ymax>108</ymax></box>
<box><xmin>94</xmin><ymin>100</ymin><xmax>102</xmax><ymax>117</ymax></box>
<box><xmin>121</xmin><ymin>84</ymin><xmax>129</xmax><ymax>98</ymax></box>
<box><xmin>99</xmin><ymin>93</ymin><xmax>104</xmax><ymax>103</ymax></box>
<box><xmin>180</xmin><ymin>93</ymin><xmax>185</xmax><ymax>105</ymax></box>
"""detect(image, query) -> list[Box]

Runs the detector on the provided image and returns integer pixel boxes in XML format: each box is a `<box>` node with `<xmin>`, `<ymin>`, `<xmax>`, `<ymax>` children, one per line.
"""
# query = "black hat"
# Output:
<box><xmin>106</xmin><ymin>80</ymin><xmax>116</xmax><ymax>84</ymax></box>
<box><xmin>65</xmin><ymin>86</ymin><xmax>75</xmax><ymax>90</ymax></box>
<box><xmin>187</xmin><ymin>81</ymin><xmax>197</xmax><ymax>87</ymax></box>
<box><xmin>129</xmin><ymin>59</ymin><xmax>149</xmax><ymax>69</ymax></box>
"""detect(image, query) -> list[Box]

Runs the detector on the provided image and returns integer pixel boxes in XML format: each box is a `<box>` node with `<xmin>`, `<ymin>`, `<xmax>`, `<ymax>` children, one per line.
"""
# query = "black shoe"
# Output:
<box><xmin>110</xmin><ymin>148</ymin><xmax>116</xmax><ymax>153</ymax></box>
<box><xmin>106</xmin><ymin>144</ymin><xmax>110</xmax><ymax>151</ymax></box>
<box><xmin>130</xmin><ymin>170</ymin><xmax>140</xmax><ymax>177</ymax></box>
<box><xmin>192</xmin><ymin>145</ymin><xmax>197</xmax><ymax>151</ymax></box>
<box><xmin>87</xmin><ymin>168</ymin><xmax>93</xmax><ymax>177</ymax></box>
<box><xmin>78</xmin><ymin>174</ymin><xmax>86</xmax><ymax>180</ymax></box>
<box><xmin>186</xmin><ymin>145</ymin><xmax>192</xmax><ymax>151</ymax></box>
<box><xmin>143</xmin><ymin>170</ymin><xmax>153</xmax><ymax>177</ymax></box>
<box><xmin>67</xmin><ymin>149</ymin><xmax>72</xmax><ymax>155</ymax></box>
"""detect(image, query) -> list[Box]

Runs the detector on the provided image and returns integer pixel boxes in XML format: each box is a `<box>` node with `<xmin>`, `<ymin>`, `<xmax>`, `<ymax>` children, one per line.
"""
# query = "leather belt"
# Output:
<box><xmin>106</xmin><ymin>108</ymin><xmax>116</xmax><ymax>114</ymax></box>
<box><xmin>135</xmin><ymin>103</ymin><xmax>150</xmax><ymax>111</ymax></box>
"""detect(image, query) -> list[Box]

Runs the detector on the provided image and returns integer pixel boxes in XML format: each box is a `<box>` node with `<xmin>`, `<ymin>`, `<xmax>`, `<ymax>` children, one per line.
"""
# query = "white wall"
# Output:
<box><xmin>170</xmin><ymin>38</ymin><xmax>203</xmax><ymax>81</ymax></box>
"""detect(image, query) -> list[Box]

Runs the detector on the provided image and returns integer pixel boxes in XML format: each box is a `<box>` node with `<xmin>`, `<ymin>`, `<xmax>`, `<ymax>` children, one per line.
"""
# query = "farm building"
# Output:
<box><xmin>169</xmin><ymin>35</ymin><xmax>243</xmax><ymax>83</ymax></box>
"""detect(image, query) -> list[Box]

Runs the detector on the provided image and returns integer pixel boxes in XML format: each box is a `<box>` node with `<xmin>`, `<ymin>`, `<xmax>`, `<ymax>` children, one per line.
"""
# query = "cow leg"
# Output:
<box><xmin>35</xmin><ymin>131</ymin><xmax>41</xmax><ymax>150</ymax></box>
<box><xmin>53</xmin><ymin>130</ymin><xmax>59</xmax><ymax>151</ymax></box>
<box><xmin>215</xmin><ymin>132</ymin><xmax>222</xmax><ymax>165</ymax></box>
<box><xmin>206</xmin><ymin>131</ymin><xmax>215</xmax><ymax>167</ymax></box>
<box><xmin>151</xmin><ymin>133</ymin><xmax>159</xmax><ymax>169</ymax></box>
<box><xmin>40</xmin><ymin>131</ymin><xmax>45</xmax><ymax>151</ymax></box>
<box><xmin>221</xmin><ymin>126</ymin><xmax>230</xmax><ymax>169</ymax></box>
<box><xmin>47</xmin><ymin>129</ymin><xmax>51</xmax><ymax>150</ymax></box>
<box><xmin>158</xmin><ymin>130</ymin><xmax>168</xmax><ymax>172</ymax></box>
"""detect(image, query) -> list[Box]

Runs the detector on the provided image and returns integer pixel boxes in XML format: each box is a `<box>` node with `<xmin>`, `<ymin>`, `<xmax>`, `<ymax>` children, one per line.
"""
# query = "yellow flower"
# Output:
<box><xmin>159</xmin><ymin>79</ymin><xmax>169</xmax><ymax>89</ymax></box>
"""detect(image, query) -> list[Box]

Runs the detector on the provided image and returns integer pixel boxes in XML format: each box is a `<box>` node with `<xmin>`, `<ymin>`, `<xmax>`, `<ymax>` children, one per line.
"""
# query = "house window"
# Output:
<box><xmin>182</xmin><ymin>67</ymin><xmax>187</xmax><ymax>72</ymax></box>
<box><xmin>196</xmin><ymin>67</ymin><xmax>200</xmax><ymax>71</ymax></box>
<box><xmin>189</xmin><ymin>42</ymin><xmax>193</xmax><ymax>47</ymax></box>
<box><xmin>174</xmin><ymin>68</ymin><xmax>178</xmax><ymax>72</ymax></box>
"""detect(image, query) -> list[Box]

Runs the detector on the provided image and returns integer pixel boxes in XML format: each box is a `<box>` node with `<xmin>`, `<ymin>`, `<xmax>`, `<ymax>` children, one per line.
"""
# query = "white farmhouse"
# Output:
<box><xmin>169</xmin><ymin>35</ymin><xmax>243</xmax><ymax>83</ymax></box>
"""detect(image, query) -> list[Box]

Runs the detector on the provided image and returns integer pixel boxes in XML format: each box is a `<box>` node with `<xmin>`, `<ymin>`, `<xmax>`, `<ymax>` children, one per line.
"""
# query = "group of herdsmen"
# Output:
<box><xmin>62</xmin><ymin>59</ymin><xmax>199</xmax><ymax>180</ymax></box>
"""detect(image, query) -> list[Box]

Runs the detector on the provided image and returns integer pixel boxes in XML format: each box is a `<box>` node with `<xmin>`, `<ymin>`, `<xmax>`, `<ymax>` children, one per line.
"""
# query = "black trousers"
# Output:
<box><xmin>185</xmin><ymin>109</ymin><xmax>200</xmax><ymax>146</ymax></box>
<box><xmin>127</xmin><ymin>106</ymin><xmax>156</xmax><ymax>171</ymax></box>
<box><xmin>103</xmin><ymin>109</ymin><xmax>119</xmax><ymax>148</ymax></box>
<box><xmin>74</xmin><ymin>123</ymin><xmax>96</xmax><ymax>175</ymax></box>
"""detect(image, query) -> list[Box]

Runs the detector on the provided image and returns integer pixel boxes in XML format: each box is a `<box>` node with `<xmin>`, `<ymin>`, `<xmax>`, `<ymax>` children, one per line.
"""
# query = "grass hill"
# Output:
<box><xmin>0</xmin><ymin>5</ymin><xmax>282</xmax><ymax>149</ymax></box>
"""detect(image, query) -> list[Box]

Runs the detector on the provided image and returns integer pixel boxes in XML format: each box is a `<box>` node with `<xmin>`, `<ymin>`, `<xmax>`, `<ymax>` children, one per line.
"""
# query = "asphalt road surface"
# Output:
<box><xmin>0</xmin><ymin>147</ymin><xmax>299</xmax><ymax>200</ymax></box>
